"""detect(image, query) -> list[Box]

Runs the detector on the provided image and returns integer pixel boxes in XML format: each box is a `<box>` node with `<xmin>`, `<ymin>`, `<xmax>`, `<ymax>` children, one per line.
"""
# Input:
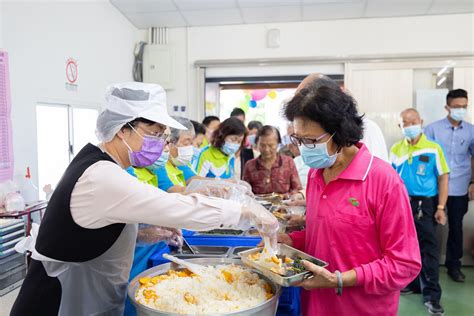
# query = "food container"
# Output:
<box><xmin>128</xmin><ymin>258</ymin><xmax>282</xmax><ymax>316</ymax></box>
<box><xmin>238</xmin><ymin>244</ymin><xmax>328</xmax><ymax>287</ymax></box>
<box><xmin>255</xmin><ymin>193</ymin><xmax>283</xmax><ymax>206</ymax></box>
<box><xmin>230</xmin><ymin>246</ymin><xmax>254</xmax><ymax>258</ymax></box>
<box><xmin>195</xmin><ymin>229</ymin><xmax>244</xmax><ymax>236</ymax></box>
<box><xmin>175</xmin><ymin>246</ymin><xmax>231</xmax><ymax>258</ymax></box>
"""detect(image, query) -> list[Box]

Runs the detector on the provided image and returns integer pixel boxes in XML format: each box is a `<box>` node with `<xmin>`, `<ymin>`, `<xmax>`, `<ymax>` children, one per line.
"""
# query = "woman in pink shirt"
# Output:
<box><xmin>277</xmin><ymin>76</ymin><xmax>422</xmax><ymax>315</ymax></box>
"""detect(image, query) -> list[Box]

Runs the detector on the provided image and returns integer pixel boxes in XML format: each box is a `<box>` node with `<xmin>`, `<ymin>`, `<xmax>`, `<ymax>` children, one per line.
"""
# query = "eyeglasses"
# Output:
<box><xmin>289</xmin><ymin>132</ymin><xmax>331</xmax><ymax>149</ymax></box>
<box><xmin>131</xmin><ymin>124</ymin><xmax>169</xmax><ymax>141</ymax></box>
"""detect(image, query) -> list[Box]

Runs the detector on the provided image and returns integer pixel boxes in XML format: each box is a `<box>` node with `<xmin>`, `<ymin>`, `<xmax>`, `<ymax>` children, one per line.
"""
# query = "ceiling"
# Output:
<box><xmin>110</xmin><ymin>0</ymin><xmax>474</xmax><ymax>29</ymax></box>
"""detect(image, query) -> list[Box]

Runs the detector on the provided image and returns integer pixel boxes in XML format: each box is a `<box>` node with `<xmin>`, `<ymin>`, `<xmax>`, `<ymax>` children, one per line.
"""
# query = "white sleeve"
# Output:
<box><xmin>70</xmin><ymin>161</ymin><xmax>242</xmax><ymax>230</ymax></box>
<box><xmin>362</xmin><ymin>118</ymin><xmax>389</xmax><ymax>162</ymax></box>
<box><xmin>198</xmin><ymin>160</ymin><xmax>212</xmax><ymax>177</ymax></box>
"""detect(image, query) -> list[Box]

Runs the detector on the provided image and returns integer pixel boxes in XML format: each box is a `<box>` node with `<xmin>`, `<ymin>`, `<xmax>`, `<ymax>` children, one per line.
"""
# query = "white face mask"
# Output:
<box><xmin>171</xmin><ymin>145</ymin><xmax>194</xmax><ymax>166</ymax></box>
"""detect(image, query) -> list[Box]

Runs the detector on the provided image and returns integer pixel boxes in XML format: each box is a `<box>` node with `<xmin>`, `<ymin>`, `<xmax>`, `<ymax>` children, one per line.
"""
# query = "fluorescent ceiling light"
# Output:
<box><xmin>437</xmin><ymin>77</ymin><xmax>447</xmax><ymax>86</ymax></box>
<box><xmin>437</xmin><ymin>66</ymin><xmax>449</xmax><ymax>77</ymax></box>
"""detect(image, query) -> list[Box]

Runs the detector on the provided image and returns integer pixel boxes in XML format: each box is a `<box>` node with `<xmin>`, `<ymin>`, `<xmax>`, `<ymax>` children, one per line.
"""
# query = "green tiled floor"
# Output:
<box><xmin>399</xmin><ymin>267</ymin><xmax>474</xmax><ymax>315</ymax></box>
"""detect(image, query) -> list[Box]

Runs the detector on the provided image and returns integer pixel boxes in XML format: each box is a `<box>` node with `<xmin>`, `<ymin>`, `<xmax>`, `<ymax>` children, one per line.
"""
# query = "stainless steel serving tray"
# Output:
<box><xmin>173</xmin><ymin>246</ymin><xmax>231</xmax><ymax>258</ymax></box>
<box><xmin>238</xmin><ymin>244</ymin><xmax>328</xmax><ymax>287</ymax></box>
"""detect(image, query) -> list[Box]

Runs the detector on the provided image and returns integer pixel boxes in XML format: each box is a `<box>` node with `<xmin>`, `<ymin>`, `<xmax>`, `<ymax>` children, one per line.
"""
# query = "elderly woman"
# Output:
<box><xmin>196</xmin><ymin>117</ymin><xmax>247</xmax><ymax>179</ymax></box>
<box><xmin>277</xmin><ymin>76</ymin><xmax>421</xmax><ymax>315</ymax></box>
<box><xmin>243</xmin><ymin>125</ymin><xmax>302</xmax><ymax>198</ymax></box>
<box><xmin>11</xmin><ymin>83</ymin><xmax>278</xmax><ymax>315</ymax></box>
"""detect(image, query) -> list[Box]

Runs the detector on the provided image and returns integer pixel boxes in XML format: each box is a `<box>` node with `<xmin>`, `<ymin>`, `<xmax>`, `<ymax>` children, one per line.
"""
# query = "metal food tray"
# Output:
<box><xmin>238</xmin><ymin>244</ymin><xmax>328</xmax><ymax>287</ymax></box>
<box><xmin>195</xmin><ymin>229</ymin><xmax>244</xmax><ymax>236</ymax></box>
<box><xmin>173</xmin><ymin>245</ymin><xmax>231</xmax><ymax>258</ymax></box>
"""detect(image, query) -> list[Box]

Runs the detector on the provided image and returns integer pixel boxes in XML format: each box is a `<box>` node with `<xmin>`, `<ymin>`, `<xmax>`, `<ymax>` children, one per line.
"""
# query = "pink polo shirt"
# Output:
<box><xmin>289</xmin><ymin>143</ymin><xmax>421</xmax><ymax>316</ymax></box>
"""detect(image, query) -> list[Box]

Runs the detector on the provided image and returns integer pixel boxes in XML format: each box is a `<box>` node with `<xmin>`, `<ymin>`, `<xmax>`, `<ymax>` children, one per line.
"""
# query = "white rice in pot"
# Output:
<box><xmin>135</xmin><ymin>264</ymin><xmax>273</xmax><ymax>314</ymax></box>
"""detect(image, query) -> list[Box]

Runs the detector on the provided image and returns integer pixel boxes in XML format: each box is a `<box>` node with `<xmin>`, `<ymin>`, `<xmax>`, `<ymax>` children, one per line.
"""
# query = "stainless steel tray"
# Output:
<box><xmin>230</xmin><ymin>246</ymin><xmax>254</xmax><ymax>258</ymax></box>
<box><xmin>173</xmin><ymin>246</ymin><xmax>231</xmax><ymax>258</ymax></box>
<box><xmin>195</xmin><ymin>229</ymin><xmax>244</xmax><ymax>236</ymax></box>
<box><xmin>238</xmin><ymin>244</ymin><xmax>328</xmax><ymax>287</ymax></box>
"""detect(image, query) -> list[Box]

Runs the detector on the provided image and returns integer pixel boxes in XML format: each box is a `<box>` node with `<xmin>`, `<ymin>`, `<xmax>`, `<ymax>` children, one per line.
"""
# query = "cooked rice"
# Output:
<box><xmin>135</xmin><ymin>264</ymin><xmax>273</xmax><ymax>314</ymax></box>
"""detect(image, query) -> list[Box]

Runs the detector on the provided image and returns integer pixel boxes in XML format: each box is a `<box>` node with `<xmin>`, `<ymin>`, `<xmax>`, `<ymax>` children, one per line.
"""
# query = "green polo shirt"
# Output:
<box><xmin>390</xmin><ymin>133</ymin><xmax>449</xmax><ymax>197</ymax></box>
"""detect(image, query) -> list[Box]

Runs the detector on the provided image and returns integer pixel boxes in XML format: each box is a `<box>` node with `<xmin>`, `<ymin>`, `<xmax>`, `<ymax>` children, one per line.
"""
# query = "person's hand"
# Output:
<box><xmin>435</xmin><ymin>209</ymin><xmax>447</xmax><ymax>226</ymax></box>
<box><xmin>136</xmin><ymin>226</ymin><xmax>183</xmax><ymax>248</ymax></box>
<box><xmin>469</xmin><ymin>183</ymin><xmax>474</xmax><ymax>201</ymax></box>
<box><xmin>284</xmin><ymin>199</ymin><xmax>306</xmax><ymax>207</ymax></box>
<box><xmin>286</xmin><ymin>214</ymin><xmax>306</xmax><ymax>227</ymax></box>
<box><xmin>295</xmin><ymin>260</ymin><xmax>337</xmax><ymax>290</ymax></box>
<box><xmin>290</xmin><ymin>192</ymin><xmax>305</xmax><ymax>201</ymax></box>
<box><xmin>239</xmin><ymin>198</ymin><xmax>279</xmax><ymax>247</ymax></box>
<box><xmin>257</xmin><ymin>233</ymin><xmax>293</xmax><ymax>247</ymax></box>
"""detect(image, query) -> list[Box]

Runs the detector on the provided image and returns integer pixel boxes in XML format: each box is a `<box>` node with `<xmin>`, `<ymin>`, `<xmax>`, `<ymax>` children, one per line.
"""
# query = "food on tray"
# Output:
<box><xmin>247</xmin><ymin>251</ymin><xmax>308</xmax><ymax>277</ymax></box>
<box><xmin>135</xmin><ymin>265</ymin><xmax>274</xmax><ymax>314</ymax></box>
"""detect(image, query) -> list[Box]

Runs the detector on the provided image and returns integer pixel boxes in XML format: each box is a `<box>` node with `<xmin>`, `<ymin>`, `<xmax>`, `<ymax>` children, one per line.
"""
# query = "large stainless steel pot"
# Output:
<box><xmin>128</xmin><ymin>258</ymin><xmax>282</xmax><ymax>316</ymax></box>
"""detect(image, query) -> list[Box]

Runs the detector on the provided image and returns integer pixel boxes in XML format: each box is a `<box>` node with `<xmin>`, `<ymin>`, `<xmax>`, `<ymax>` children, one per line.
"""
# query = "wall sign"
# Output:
<box><xmin>65</xmin><ymin>58</ymin><xmax>78</xmax><ymax>91</ymax></box>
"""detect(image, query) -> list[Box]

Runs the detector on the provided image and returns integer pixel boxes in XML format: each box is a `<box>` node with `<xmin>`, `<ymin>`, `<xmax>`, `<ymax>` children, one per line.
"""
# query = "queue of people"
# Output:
<box><xmin>12</xmin><ymin>75</ymin><xmax>472</xmax><ymax>316</ymax></box>
<box><xmin>121</xmin><ymin>80</ymin><xmax>473</xmax><ymax>316</ymax></box>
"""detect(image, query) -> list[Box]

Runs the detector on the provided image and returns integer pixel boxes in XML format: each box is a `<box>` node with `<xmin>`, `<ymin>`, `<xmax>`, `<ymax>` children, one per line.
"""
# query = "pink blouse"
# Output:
<box><xmin>289</xmin><ymin>144</ymin><xmax>421</xmax><ymax>315</ymax></box>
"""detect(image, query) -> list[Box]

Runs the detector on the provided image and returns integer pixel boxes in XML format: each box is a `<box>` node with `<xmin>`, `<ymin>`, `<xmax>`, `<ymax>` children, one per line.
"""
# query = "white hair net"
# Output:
<box><xmin>96</xmin><ymin>82</ymin><xmax>185</xmax><ymax>142</ymax></box>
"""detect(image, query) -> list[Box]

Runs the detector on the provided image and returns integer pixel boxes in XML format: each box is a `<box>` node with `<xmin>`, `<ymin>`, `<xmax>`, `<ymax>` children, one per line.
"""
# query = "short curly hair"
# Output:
<box><xmin>283</xmin><ymin>86</ymin><xmax>364</xmax><ymax>148</ymax></box>
<box><xmin>211</xmin><ymin>117</ymin><xmax>247</xmax><ymax>149</ymax></box>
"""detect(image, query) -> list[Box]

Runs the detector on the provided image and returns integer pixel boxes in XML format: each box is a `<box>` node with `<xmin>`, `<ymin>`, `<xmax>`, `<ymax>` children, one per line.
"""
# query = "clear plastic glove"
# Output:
<box><xmin>136</xmin><ymin>224</ymin><xmax>183</xmax><ymax>248</ymax></box>
<box><xmin>236</xmin><ymin>196</ymin><xmax>279</xmax><ymax>249</ymax></box>
<box><xmin>184</xmin><ymin>179</ymin><xmax>252</xmax><ymax>200</ymax></box>
<box><xmin>231</xmin><ymin>180</ymin><xmax>254</xmax><ymax>198</ymax></box>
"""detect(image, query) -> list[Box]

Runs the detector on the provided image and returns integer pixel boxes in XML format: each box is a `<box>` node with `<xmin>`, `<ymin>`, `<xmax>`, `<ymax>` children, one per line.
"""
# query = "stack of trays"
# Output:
<box><xmin>0</xmin><ymin>219</ymin><xmax>26</xmax><ymax>296</ymax></box>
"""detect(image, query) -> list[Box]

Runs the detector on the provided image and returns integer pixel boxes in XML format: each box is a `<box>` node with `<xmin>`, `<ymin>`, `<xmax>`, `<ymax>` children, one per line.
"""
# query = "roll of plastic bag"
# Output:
<box><xmin>4</xmin><ymin>192</ymin><xmax>25</xmax><ymax>213</ymax></box>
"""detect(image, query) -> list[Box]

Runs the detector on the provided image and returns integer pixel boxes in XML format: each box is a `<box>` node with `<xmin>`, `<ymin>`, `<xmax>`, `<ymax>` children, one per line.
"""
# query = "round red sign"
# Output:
<box><xmin>66</xmin><ymin>59</ymin><xmax>78</xmax><ymax>84</ymax></box>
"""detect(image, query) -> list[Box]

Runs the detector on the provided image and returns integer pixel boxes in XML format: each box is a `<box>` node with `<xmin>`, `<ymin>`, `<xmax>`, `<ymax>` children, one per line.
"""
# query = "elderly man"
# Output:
<box><xmin>155</xmin><ymin>116</ymin><xmax>202</xmax><ymax>193</ymax></box>
<box><xmin>390</xmin><ymin>108</ymin><xmax>448</xmax><ymax>315</ymax></box>
<box><xmin>425</xmin><ymin>89</ymin><xmax>474</xmax><ymax>283</ymax></box>
<box><xmin>243</xmin><ymin>125</ymin><xmax>302</xmax><ymax>197</ymax></box>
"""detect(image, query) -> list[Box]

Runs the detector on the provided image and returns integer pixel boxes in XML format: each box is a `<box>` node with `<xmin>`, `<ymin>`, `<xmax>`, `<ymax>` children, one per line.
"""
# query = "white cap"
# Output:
<box><xmin>96</xmin><ymin>82</ymin><xmax>186</xmax><ymax>142</ymax></box>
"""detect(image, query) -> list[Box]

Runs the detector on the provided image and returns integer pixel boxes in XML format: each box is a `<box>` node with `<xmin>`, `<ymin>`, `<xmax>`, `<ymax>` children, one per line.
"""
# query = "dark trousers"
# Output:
<box><xmin>408</xmin><ymin>196</ymin><xmax>442</xmax><ymax>303</ymax></box>
<box><xmin>445</xmin><ymin>194</ymin><xmax>469</xmax><ymax>271</ymax></box>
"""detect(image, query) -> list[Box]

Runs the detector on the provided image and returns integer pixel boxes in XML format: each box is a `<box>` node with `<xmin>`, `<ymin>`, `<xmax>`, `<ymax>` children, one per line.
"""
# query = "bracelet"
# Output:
<box><xmin>437</xmin><ymin>205</ymin><xmax>445</xmax><ymax>210</ymax></box>
<box><xmin>335</xmin><ymin>270</ymin><xmax>343</xmax><ymax>296</ymax></box>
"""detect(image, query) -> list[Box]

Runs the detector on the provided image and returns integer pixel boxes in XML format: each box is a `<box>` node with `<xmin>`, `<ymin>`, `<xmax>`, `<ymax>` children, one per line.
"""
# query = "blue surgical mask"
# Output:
<box><xmin>450</xmin><ymin>108</ymin><xmax>467</xmax><ymax>122</ymax></box>
<box><xmin>222</xmin><ymin>141</ymin><xmax>240</xmax><ymax>156</ymax></box>
<box><xmin>402</xmin><ymin>125</ymin><xmax>422</xmax><ymax>140</ymax></box>
<box><xmin>299</xmin><ymin>134</ymin><xmax>338</xmax><ymax>169</ymax></box>
<box><xmin>248</xmin><ymin>135</ymin><xmax>256</xmax><ymax>146</ymax></box>
<box><xmin>146</xmin><ymin>151</ymin><xmax>169</xmax><ymax>171</ymax></box>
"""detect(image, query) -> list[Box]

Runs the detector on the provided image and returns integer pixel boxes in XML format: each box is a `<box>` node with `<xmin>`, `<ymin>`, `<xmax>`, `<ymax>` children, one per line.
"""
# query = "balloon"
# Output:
<box><xmin>249</xmin><ymin>100</ymin><xmax>257</xmax><ymax>108</ymax></box>
<box><xmin>251</xmin><ymin>90</ymin><xmax>268</xmax><ymax>101</ymax></box>
<box><xmin>268</xmin><ymin>90</ymin><xmax>277</xmax><ymax>99</ymax></box>
<box><xmin>244</xmin><ymin>94</ymin><xmax>251</xmax><ymax>102</ymax></box>
<box><xmin>240</xmin><ymin>100</ymin><xmax>249</xmax><ymax>112</ymax></box>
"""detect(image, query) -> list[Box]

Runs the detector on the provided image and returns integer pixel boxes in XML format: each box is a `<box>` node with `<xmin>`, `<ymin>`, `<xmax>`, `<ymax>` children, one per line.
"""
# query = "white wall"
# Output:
<box><xmin>3</xmin><ymin>1</ymin><xmax>138</xmax><ymax>187</ymax></box>
<box><xmin>163</xmin><ymin>13</ymin><xmax>474</xmax><ymax>120</ymax></box>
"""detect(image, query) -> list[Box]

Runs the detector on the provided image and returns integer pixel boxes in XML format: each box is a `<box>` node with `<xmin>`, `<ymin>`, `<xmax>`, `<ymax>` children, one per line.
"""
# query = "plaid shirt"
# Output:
<box><xmin>243</xmin><ymin>154</ymin><xmax>302</xmax><ymax>195</ymax></box>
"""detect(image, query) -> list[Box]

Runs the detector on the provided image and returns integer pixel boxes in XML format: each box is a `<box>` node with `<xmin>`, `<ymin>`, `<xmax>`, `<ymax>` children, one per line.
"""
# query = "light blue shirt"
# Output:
<box><xmin>425</xmin><ymin>117</ymin><xmax>474</xmax><ymax>196</ymax></box>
